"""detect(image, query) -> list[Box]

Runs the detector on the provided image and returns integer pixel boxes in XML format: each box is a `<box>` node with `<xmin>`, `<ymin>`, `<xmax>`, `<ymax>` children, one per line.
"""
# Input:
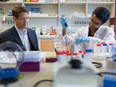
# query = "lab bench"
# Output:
<box><xmin>0</xmin><ymin>51</ymin><xmax>107</xmax><ymax>87</ymax></box>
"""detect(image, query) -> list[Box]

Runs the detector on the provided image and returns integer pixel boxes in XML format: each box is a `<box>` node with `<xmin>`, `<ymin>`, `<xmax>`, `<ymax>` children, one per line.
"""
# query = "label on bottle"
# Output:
<box><xmin>54</xmin><ymin>42</ymin><xmax>64</xmax><ymax>51</ymax></box>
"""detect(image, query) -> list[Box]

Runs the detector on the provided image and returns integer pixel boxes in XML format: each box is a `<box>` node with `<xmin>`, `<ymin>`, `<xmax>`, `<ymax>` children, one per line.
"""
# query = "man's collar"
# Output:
<box><xmin>15</xmin><ymin>25</ymin><xmax>27</xmax><ymax>35</ymax></box>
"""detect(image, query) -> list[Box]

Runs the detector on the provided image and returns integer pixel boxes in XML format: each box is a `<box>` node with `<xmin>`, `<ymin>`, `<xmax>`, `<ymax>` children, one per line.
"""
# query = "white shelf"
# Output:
<box><xmin>59</xmin><ymin>2</ymin><xmax>86</xmax><ymax>4</ymax></box>
<box><xmin>0</xmin><ymin>16</ymin><xmax>13</xmax><ymax>18</ymax></box>
<box><xmin>87</xmin><ymin>2</ymin><xmax>114</xmax><ymax>4</ymax></box>
<box><xmin>0</xmin><ymin>15</ymin><xmax>58</xmax><ymax>19</ymax></box>
<box><xmin>0</xmin><ymin>0</ymin><xmax>115</xmax><ymax>30</ymax></box>
<box><xmin>0</xmin><ymin>1</ymin><xmax>22</xmax><ymax>4</ymax></box>
<box><xmin>29</xmin><ymin>16</ymin><xmax>58</xmax><ymax>18</ymax></box>
<box><xmin>24</xmin><ymin>2</ymin><xmax>58</xmax><ymax>4</ymax></box>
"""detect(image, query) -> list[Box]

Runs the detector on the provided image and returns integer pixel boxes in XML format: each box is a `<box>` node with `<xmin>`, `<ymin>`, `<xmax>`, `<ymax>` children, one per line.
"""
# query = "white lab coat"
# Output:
<box><xmin>64</xmin><ymin>25</ymin><xmax>116</xmax><ymax>51</ymax></box>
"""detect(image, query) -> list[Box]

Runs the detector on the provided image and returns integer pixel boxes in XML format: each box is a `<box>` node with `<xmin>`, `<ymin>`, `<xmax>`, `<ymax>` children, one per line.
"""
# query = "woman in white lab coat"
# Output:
<box><xmin>60</xmin><ymin>7</ymin><xmax>116</xmax><ymax>51</ymax></box>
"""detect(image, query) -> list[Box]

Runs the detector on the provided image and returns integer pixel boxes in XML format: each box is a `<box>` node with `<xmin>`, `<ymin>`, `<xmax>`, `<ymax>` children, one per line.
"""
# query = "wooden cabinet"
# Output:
<box><xmin>39</xmin><ymin>39</ymin><xmax>54</xmax><ymax>51</ymax></box>
<box><xmin>39</xmin><ymin>38</ymin><xmax>71</xmax><ymax>51</ymax></box>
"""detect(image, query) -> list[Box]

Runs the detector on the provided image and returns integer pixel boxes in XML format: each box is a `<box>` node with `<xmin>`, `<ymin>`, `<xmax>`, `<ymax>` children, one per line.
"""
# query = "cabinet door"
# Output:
<box><xmin>39</xmin><ymin>39</ymin><xmax>71</xmax><ymax>51</ymax></box>
<box><xmin>40</xmin><ymin>39</ymin><xmax>54</xmax><ymax>51</ymax></box>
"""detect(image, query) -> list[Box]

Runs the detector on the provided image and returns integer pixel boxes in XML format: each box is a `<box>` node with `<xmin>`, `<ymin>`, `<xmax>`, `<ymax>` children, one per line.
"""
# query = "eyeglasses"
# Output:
<box><xmin>90</xmin><ymin>17</ymin><xmax>101</xmax><ymax>28</ymax></box>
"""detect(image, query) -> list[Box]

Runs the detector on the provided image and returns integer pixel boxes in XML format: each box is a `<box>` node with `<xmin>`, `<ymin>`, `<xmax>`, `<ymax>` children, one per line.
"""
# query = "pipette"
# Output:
<box><xmin>63</xmin><ymin>16</ymin><xmax>75</xmax><ymax>59</ymax></box>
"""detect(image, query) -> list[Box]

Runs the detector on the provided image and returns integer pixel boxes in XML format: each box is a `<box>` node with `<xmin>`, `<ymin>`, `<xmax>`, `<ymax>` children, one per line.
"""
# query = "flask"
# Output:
<box><xmin>54</xmin><ymin>30</ymin><xmax>66</xmax><ymax>52</ymax></box>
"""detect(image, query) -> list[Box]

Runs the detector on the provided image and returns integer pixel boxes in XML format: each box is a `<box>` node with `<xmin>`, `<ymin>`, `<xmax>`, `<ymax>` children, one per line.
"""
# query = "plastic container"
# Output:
<box><xmin>56</xmin><ymin>51</ymin><xmax>64</xmax><ymax>63</ymax></box>
<box><xmin>112</xmin><ymin>44</ymin><xmax>116</xmax><ymax>60</ymax></box>
<box><xmin>54</xmin><ymin>30</ymin><xmax>66</xmax><ymax>52</ymax></box>
<box><xmin>108</xmin><ymin>43</ymin><xmax>113</xmax><ymax>53</ymax></box>
<box><xmin>42</xmin><ymin>26</ymin><xmax>47</xmax><ymax>35</ymax></box>
<box><xmin>94</xmin><ymin>44</ymin><xmax>101</xmax><ymax>54</ymax></box>
<box><xmin>84</xmin><ymin>49</ymin><xmax>93</xmax><ymax>64</ymax></box>
<box><xmin>101</xmin><ymin>44</ymin><xmax>108</xmax><ymax>53</ymax></box>
<box><xmin>103</xmin><ymin>74</ymin><xmax>116</xmax><ymax>87</ymax></box>
<box><xmin>78</xmin><ymin>50</ymin><xmax>83</xmax><ymax>60</ymax></box>
<box><xmin>19</xmin><ymin>51</ymin><xmax>40</xmax><ymax>72</ymax></box>
<box><xmin>73</xmin><ymin>52</ymin><xmax>78</xmax><ymax>59</ymax></box>
<box><xmin>67</xmin><ymin>52</ymin><xmax>71</xmax><ymax>62</ymax></box>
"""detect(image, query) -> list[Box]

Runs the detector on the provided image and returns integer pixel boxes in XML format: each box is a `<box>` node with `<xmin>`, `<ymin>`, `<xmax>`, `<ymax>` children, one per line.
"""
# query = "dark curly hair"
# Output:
<box><xmin>92</xmin><ymin>7</ymin><xmax>110</xmax><ymax>24</ymax></box>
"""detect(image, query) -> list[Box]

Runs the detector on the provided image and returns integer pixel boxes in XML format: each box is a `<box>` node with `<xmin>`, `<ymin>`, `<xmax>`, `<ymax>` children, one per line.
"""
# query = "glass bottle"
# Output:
<box><xmin>54</xmin><ymin>30</ymin><xmax>66</xmax><ymax>52</ymax></box>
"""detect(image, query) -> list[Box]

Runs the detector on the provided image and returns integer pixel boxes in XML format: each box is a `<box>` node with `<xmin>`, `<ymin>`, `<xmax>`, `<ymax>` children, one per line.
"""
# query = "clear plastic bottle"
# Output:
<box><xmin>108</xmin><ymin>43</ymin><xmax>113</xmax><ymax>53</ymax></box>
<box><xmin>54</xmin><ymin>30</ymin><xmax>66</xmax><ymax>52</ymax></box>
<box><xmin>94</xmin><ymin>44</ymin><xmax>101</xmax><ymax>54</ymax></box>
<box><xmin>67</xmin><ymin>52</ymin><xmax>71</xmax><ymax>62</ymax></box>
<box><xmin>84</xmin><ymin>49</ymin><xmax>93</xmax><ymax>64</ymax></box>
<box><xmin>112</xmin><ymin>43</ymin><xmax>116</xmax><ymax>60</ymax></box>
<box><xmin>101</xmin><ymin>44</ymin><xmax>108</xmax><ymax>53</ymax></box>
<box><xmin>78</xmin><ymin>50</ymin><xmax>83</xmax><ymax>60</ymax></box>
<box><xmin>56</xmin><ymin>51</ymin><xmax>64</xmax><ymax>63</ymax></box>
<box><xmin>73</xmin><ymin>52</ymin><xmax>78</xmax><ymax>59</ymax></box>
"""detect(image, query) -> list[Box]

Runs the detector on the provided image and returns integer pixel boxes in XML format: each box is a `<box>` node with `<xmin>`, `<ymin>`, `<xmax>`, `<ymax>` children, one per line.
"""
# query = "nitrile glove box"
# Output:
<box><xmin>19</xmin><ymin>51</ymin><xmax>40</xmax><ymax>72</ymax></box>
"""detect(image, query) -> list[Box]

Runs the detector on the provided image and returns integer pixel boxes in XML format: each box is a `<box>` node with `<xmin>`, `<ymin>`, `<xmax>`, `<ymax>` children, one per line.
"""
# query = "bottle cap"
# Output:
<box><xmin>96</xmin><ymin>44</ymin><xmax>101</xmax><ymax>46</ymax></box>
<box><xmin>67</xmin><ymin>53</ymin><xmax>71</xmax><ymax>56</ymax></box>
<box><xmin>101</xmin><ymin>42</ymin><xmax>106</xmax><ymax>44</ymax></box>
<box><xmin>79</xmin><ymin>50</ymin><xmax>83</xmax><ymax>53</ymax></box>
<box><xmin>84</xmin><ymin>51</ymin><xmax>86</xmax><ymax>54</ymax></box>
<box><xmin>85</xmin><ymin>49</ymin><xmax>93</xmax><ymax>52</ymax></box>
<box><xmin>73</xmin><ymin>52</ymin><xmax>78</xmax><ymax>55</ymax></box>
<box><xmin>64</xmin><ymin>50</ymin><xmax>70</xmax><ymax>55</ymax></box>
<box><xmin>103</xmin><ymin>44</ymin><xmax>107</xmax><ymax>46</ymax></box>
<box><xmin>109</xmin><ymin>43</ymin><xmax>113</xmax><ymax>46</ymax></box>
<box><xmin>56</xmin><ymin>51</ymin><xmax>64</xmax><ymax>55</ymax></box>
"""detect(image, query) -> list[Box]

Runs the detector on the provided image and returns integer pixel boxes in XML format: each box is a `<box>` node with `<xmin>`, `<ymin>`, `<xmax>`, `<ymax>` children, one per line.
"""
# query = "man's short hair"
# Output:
<box><xmin>92</xmin><ymin>7</ymin><xmax>110</xmax><ymax>24</ymax></box>
<box><xmin>12</xmin><ymin>5</ymin><xmax>29</xmax><ymax>18</ymax></box>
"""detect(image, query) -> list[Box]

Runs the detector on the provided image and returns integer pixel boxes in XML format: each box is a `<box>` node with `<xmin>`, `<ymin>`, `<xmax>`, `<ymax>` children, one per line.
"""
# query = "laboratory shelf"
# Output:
<box><xmin>29</xmin><ymin>16</ymin><xmax>58</xmax><ymax>18</ymax></box>
<box><xmin>0</xmin><ymin>1</ymin><xmax>22</xmax><ymax>4</ymax></box>
<box><xmin>0</xmin><ymin>16</ymin><xmax>13</xmax><ymax>18</ymax></box>
<box><xmin>24</xmin><ymin>2</ymin><xmax>58</xmax><ymax>4</ymax></box>
<box><xmin>0</xmin><ymin>0</ymin><xmax>115</xmax><ymax>31</ymax></box>
<box><xmin>59</xmin><ymin>2</ymin><xmax>86</xmax><ymax>5</ymax></box>
<box><xmin>87</xmin><ymin>2</ymin><xmax>114</xmax><ymax>4</ymax></box>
